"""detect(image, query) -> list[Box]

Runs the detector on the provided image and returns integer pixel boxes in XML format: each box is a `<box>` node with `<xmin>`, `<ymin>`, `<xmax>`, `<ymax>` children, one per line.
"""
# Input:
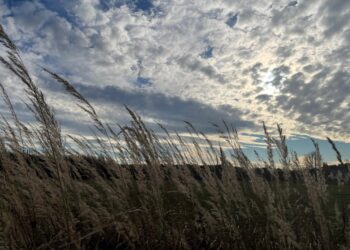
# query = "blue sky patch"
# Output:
<box><xmin>135</xmin><ymin>76</ymin><xmax>152</xmax><ymax>87</ymax></box>
<box><xmin>241</xmin><ymin>135</ymin><xmax>350</xmax><ymax>164</ymax></box>
<box><xmin>201</xmin><ymin>46</ymin><xmax>213</xmax><ymax>59</ymax></box>
<box><xmin>40</xmin><ymin>0</ymin><xmax>79</xmax><ymax>25</ymax></box>
<box><xmin>226</xmin><ymin>13</ymin><xmax>238</xmax><ymax>28</ymax></box>
<box><xmin>99</xmin><ymin>0</ymin><xmax>156</xmax><ymax>14</ymax></box>
<box><xmin>132</xmin><ymin>0</ymin><xmax>154</xmax><ymax>12</ymax></box>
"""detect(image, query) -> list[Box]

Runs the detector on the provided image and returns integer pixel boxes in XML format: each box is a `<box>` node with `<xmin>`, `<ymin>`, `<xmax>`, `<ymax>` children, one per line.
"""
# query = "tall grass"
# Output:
<box><xmin>0</xmin><ymin>24</ymin><xmax>350</xmax><ymax>249</ymax></box>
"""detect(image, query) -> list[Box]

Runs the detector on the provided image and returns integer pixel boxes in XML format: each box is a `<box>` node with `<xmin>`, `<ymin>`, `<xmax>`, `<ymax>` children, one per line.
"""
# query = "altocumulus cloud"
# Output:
<box><xmin>0</xmin><ymin>0</ymin><xmax>350</xmax><ymax>145</ymax></box>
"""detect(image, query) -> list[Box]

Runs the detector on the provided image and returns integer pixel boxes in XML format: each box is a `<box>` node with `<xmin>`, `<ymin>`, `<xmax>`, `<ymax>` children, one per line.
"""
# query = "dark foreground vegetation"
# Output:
<box><xmin>1</xmin><ymin>24</ymin><xmax>350</xmax><ymax>249</ymax></box>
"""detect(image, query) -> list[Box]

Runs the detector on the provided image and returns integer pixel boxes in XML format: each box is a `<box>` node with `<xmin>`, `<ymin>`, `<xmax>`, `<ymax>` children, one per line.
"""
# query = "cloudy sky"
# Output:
<box><xmin>0</xmin><ymin>0</ymin><xmax>350</xmax><ymax>163</ymax></box>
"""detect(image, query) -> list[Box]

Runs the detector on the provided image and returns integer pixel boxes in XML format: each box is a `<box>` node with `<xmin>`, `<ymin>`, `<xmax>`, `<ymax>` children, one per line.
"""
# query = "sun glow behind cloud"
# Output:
<box><xmin>259</xmin><ymin>70</ymin><xmax>280</xmax><ymax>95</ymax></box>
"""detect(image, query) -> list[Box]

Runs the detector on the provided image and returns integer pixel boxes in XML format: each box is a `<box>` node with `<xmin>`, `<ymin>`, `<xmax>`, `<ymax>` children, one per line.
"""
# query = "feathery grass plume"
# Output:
<box><xmin>0</xmin><ymin>82</ymin><xmax>24</xmax><ymax>145</ymax></box>
<box><xmin>290</xmin><ymin>151</ymin><xmax>301</xmax><ymax>168</ymax></box>
<box><xmin>311</xmin><ymin>138</ymin><xmax>322</xmax><ymax>168</ymax></box>
<box><xmin>273</xmin><ymin>124</ymin><xmax>289</xmax><ymax>168</ymax></box>
<box><xmin>42</xmin><ymin>68</ymin><xmax>119</xmax><ymax>160</ymax></box>
<box><xmin>200</xmin><ymin>131</ymin><xmax>219</xmax><ymax>165</ymax></box>
<box><xmin>304</xmin><ymin>152</ymin><xmax>317</xmax><ymax>168</ymax></box>
<box><xmin>125</xmin><ymin>106</ymin><xmax>160</xmax><ymax>164</ymax></box>
<box><xmin>263</xmin><ymin>122</ymin><xmax>275</xmax><ymax>168</ymax></box>
<box><xmin>42</xmin><ymin>68</ymin><xmax>104</xmax><ymax>132</ymax></box>
<box><xmin>0</xmin><ymin>28</ymin><xmax>62</xmax><ymax>147</ymax></box>
<box><xmin>327</xmin><ymin>137</ymin><xmax>344</xmax><ymax>166</ymax></box>
<box><xmin>0</xmin><ymin>24</ymin><xmax>79</xmax><ymax>248</ymax></box>
<box><xmin>219</xmin><ymin>120</ymin><xmax>251</xmax><ymax>168</ymax></box>
<box><xmin>0</xmin><ymin>110</ymin><xmax>39</xmax><ymax>231</ymax></box>
<box><xmin>0</xmin><ymin>25</ymin><xmax>65</xmax><ymax>161</ymax></box>
<box><xmin>157</xmin><ymin>123</ymin><xmax>187</xmax><ymax>165</ymax></box>
<box><xmin>174</xmin><ymin>130</ymin><xmax>194</xmax><ymax>164</ymax></box>
<box><xmin>184</xmin><ymin>121</ymin><xmax>206</xmax><ymax>165</ymax></box>
<box><xmin>231</xmin><ymin>128</ymin><xmax>251</xmax><ymax>168</ymax></box>
<box><xmin>67</xmin><ymin>135</ymin><xmax>96</xmax><ymax>156</ymax></box>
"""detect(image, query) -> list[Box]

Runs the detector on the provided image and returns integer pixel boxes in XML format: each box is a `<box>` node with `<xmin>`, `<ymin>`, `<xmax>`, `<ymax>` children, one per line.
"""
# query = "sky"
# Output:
<box><xmin>0</xmin><ymin>0</ymin><xmax>350</xmax><ymax>163</ymax></box>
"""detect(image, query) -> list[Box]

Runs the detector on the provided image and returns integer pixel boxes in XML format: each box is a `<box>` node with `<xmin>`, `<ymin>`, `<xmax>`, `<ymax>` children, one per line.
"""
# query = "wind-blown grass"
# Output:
<box><xmin>0</xmin><ymin>24</ymin><xmax>350</xmax><ymax>249</ymax></box>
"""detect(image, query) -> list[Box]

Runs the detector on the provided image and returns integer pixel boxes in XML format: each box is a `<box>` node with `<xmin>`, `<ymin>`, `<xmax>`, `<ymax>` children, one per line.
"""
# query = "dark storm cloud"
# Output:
<box><xmin>41</xmin><ymin>77</ymin><xmax>254</xmax><ymax>132</ymax></box>
<box><xmin>48</xmin><ymin>82</ymin><xmax>254</xmax><ymax>132</ymax></box>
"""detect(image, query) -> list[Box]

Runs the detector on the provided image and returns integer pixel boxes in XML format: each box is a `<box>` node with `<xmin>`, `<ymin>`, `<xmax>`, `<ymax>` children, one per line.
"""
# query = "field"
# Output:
<box><xmin>1</xmin><ymin>24</ymin><xmax>350</xmax><ymax>249</ymax></box>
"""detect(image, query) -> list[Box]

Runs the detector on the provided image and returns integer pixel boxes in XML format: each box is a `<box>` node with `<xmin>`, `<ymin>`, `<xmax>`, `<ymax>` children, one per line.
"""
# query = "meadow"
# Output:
<box><xmin>1</xmin><ymin>24</ymin><xmax>350</xmax><ymax>249</ymax></box>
